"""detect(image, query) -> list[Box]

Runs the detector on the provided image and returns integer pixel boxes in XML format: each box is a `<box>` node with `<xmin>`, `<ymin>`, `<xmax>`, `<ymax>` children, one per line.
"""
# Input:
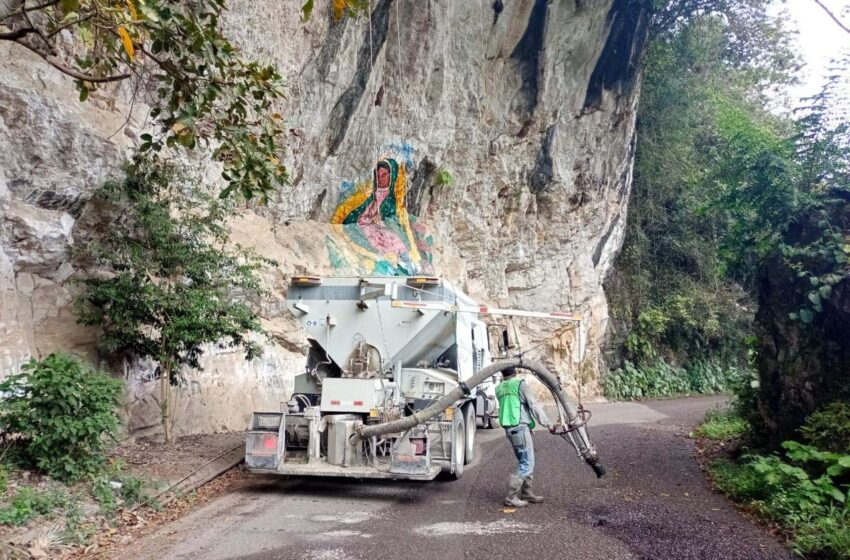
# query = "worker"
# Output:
<box><xmin>495</xmin><ymin>366</ymin><xmax>554</xmax><ymax>507</ymax></box>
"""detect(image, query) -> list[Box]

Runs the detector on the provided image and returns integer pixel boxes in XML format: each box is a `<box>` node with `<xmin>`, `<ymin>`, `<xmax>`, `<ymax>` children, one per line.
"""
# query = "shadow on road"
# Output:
<box><xmin>240</xmin><ymin>473</ymin><xmax>434</xmax><ymax>502</ymax></box>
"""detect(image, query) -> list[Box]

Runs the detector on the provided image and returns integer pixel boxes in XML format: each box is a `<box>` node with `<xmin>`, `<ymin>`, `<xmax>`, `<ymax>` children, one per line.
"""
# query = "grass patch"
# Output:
<box><xmin>62</xmin><ymin>501</ymin><xmax>99</xmax><ymax>545</ymax></box>
<box><xmin>91</xmin><ymin>473</ymin><xmax>158</xmax><ymax>517</ymax></box>
<box><xmin>694</xmin><ymin>409</ymin><xmax>749</xmax><ymax>440</ymax></box>
<box><xmin>709</xmin><ymin>458</ymin><xmax>765</xmax><ymax>501</ymax></box>
<box><xmin>0</xmin><ymin>458</ymin><xmax>158</xmax><ymax>558</ymax></box>
<box><xmin>0</xmin><ymin>487</ymin><xmax>68</xmax><ymax>527</ymax></box>
<box><xmin>793</xmin><ymin>507</ymin><xmax>850</xmax><ymax>559</ymax></box>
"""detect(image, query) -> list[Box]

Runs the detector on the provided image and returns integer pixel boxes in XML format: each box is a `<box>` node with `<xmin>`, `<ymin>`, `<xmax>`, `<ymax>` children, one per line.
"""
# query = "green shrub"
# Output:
<box><xmin>603</xmin><ymin>360</ymin><xmax>746</xmax><ymax>401</ymax></box>
<box><xmin>710</xmin><ymin>442</ymin><xmax>850</xmax><ymax>559</ymax></box>
<box><xmin>118</xmin><ymin>475</ymin><xmax>156</xmax><ymax>509</ymax></box>
<box><xmin>624</xmin><ymin>308</ymin><xmax>670</xmax><ymax>362</ymax></box>
<box><xmin>687</xmin><ymin>361</ymin><xmax>745</xmax><ymax>394</ymax></box>
<box><xmin>91</xmin><ymin>478</ymin><xmax>118</xmax><ymax>517</ymax></box>
<box><xmin>435</xmin><ymin>168</ymin><xmax>453</xmax><ymax>187</ymax></box>
<box><xmin>602</xmin><ymin>360</ymin><xmax>686</xmax><ymax>400</ymax></box>
<box><xmin>695</xmin><ymin>409</ymin><xmax>749</xmax><ymax>440</ymax></box>
<box><xmin>0</xmin><ymin>353</ymin><xmax>123</xmax><ymax>481</ymax></box>
<box><xmin>730</xmin><ymin>365</ymin><xmax>762</xmax><ymax>421</ymax></box>
<box><xmin>801</xmin><ymin>402</ymin><xmax>850</xmax><ymax>453</ymax></box>
<box><xmin>0</xmin><ymin>487</ymin><xmax>68</xmax><ymax>526</ymax></box>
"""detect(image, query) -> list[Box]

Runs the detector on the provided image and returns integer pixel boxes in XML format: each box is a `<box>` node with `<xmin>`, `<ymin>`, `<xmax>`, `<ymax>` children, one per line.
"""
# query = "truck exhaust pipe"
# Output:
<box><xmin>355</xmin><ymin>358</ymin><xmax>606</xmax><ymax>478</ymax></box>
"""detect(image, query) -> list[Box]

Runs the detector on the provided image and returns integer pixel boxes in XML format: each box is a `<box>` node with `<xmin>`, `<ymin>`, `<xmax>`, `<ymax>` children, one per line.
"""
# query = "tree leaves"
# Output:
<box><xmin>60</xmin><ymin>0</ymin><xmax>81</xmax><ymax>12</ymax></box>
<box><xmin>302</xmin><ymin>0</ymin><xmax>367</xmax><ymax>22</ymax></box>
<box><xmin>75</xmin><ymin>158</ymin><xmax>273</xmax><ymax>385</ymax></box>
<box><xmin>117</xmin><ymin>27</ymin><xmax>135</xmax><ymax>61</ymax></box>
<box><xmin>4</xmin><ymin>1</ymin><xmax>288</xmax><ymax>201</ymax></box>
<box><xmin>611</xmin><ymin>12</ymin><xmax>792</xmax><ymax>365</ymax></box>
<box><xmin>0</xmin><ymin>354</ymin><xmax>121</xmax><ymax>481</ymax></box>
<box><xmin>301</xmin><ymin>0</ymin><xmax>315</xmax><ymax>21</ymax></box>
<box><xmin>125</xmin><ymin>0</ymin><xmax>140</xmax><ymax>21</ymax></box>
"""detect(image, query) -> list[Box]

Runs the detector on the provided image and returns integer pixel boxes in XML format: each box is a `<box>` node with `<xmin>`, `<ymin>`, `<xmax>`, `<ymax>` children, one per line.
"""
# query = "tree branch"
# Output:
<box><xmin>1</xmin><ymin>0</ymin><xmax>58</xmax><ymax>21</ymax></box>
<box><xmin>13</xmin><ymin>38</ymin><xmax>130</xmax><ymax>82</ymax></box>
<box><xmin>21</xmin><ymin>0</ymin><xmax>56</xmax><ymax>55</ymax></box>
<box><xmin>0</xmin><ymin>27</ymin><xmax>35</xmax><ymax>40</ymax></box>
<box><xmin>813</xmin><ymin>0</ymin><xmax>850</xmax><ymax>35</ymax></box>
<box><xmin>24</xmin><ymin>0</ymin><xmax>59</xmax><ymax>11</ymax></box>
<box><xmin>47</xmin><ymin>12</ymin><xmax>94</xmax><ymax>38</ymax></box>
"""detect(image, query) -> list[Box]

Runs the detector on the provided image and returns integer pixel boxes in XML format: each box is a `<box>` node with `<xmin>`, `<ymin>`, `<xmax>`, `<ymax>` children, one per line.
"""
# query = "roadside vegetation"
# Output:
<box><xmin>697</xmin><ymin>402</ymin><xmax>850</xmax><ymax>559</ymax></box>
<box><xmin>602</xmin><ymin>360</ymin><xmax>746</xmax><ymax>400</ymax></box>
<box><xmin>610</xmin><ymin>2</ymin><xmax>850</xmax><ymax>557</ymax></box>
<box><xmin>74</xmin><ymin>158</ymin><xmax>272</xmax><ymax>443</ymax></box>
<box><xmin>0</xmin><ymin>2</ymin><xmax>352</xmax><ymax>554</ymax></box>
<box><xmin>693</xmin><ymin>409</ymin><xmax>749</xmax><ymax>441</ymax></box>
<box><xmin>604</xmin><ymin>5</ymin><xmax>797</xmax><ymax>402</ymax></box>
<box><xmin>0</xmin><ymin>354</ymin><xmax>159</xmax><ymax>555</ymax></box>
<box><xmin>0</xmin><ymin>1</ymin><xmax>362</xmax><ymax>555</ymax></box>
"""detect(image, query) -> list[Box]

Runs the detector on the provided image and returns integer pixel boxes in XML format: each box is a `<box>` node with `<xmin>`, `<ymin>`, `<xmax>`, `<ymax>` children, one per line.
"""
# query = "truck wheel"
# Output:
<box><xmin>449</xmin><ymin>413</ymin><xmax>465</xmax><ymax>480</ymax></box>
<box><xmin>463</xmin><ymin>403</ymin><xmax>476</xmax><ymax>464</ymax></box>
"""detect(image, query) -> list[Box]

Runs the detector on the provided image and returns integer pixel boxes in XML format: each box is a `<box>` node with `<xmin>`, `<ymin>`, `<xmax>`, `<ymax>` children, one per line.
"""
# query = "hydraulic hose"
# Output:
<box><xmin>354</xmin><ymin>358</ymin><xmax>606</xmax><ymax>478</ymax></box>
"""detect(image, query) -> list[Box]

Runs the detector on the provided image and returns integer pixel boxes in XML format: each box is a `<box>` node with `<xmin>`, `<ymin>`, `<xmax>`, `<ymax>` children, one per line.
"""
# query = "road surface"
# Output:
<box><xmin>115</xmin><ymin>396</ymin><xmax>793</xmax><ymax>560</ymax></box>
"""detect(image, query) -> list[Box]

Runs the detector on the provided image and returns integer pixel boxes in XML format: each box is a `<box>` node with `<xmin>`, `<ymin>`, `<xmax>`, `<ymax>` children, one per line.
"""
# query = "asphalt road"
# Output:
<box><xmin>115</xmin><ymin>396</ymin><xmax>794</xmax><ymax>560</ymax></box>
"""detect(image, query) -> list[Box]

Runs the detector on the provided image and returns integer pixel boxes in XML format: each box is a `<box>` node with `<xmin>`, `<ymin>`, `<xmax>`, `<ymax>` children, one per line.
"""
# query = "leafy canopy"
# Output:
<box><xmin>0</xmin><ymin>0</ymin><xmax>287</xmax><ymax>201</ymax></box>
<box><xmin>608</xmin><ymin>11</ymin><xmax>794</xmax><ymax>365</ymax></box>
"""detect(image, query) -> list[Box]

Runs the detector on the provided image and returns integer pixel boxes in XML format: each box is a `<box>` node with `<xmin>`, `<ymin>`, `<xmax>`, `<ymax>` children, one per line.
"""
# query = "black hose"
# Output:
<box><xmin>354</xmin><ymin>358</ymin><xmax>605</xmax><ymax>477</ymax></box>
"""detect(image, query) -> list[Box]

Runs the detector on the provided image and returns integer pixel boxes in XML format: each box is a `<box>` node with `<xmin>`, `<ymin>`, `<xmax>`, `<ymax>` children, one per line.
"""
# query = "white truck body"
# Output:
<box><xmin>245</xmin><ymin>276</ymin><xmax>502</xmax><ymax>480</ymax></box>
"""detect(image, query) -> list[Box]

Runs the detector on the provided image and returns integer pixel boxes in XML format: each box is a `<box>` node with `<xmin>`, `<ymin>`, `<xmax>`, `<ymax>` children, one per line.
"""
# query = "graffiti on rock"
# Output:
<box><xmin>327</xmin><ymin>145</ymin><xmax>433</xmax><ymax>275</ymax></box>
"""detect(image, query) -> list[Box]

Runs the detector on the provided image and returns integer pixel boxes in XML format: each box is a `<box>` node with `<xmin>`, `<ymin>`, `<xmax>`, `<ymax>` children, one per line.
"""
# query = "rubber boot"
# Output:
<box><xmin>503</xmin><ymin>475</ymin><xmax>528</xmax><ymax>508</ymax></box>
<box><xmin>520</xmin><ymin>475</ymin><xmax>544</xmax><ymax>503</ymax></box>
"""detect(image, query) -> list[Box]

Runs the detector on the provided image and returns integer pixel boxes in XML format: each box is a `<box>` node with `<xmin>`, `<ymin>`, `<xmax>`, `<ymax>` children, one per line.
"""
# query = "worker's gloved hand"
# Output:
<box><xmin>548</xmin><ymin>422</ymin><xmax>561</xmax><ymax>434</ymax></box>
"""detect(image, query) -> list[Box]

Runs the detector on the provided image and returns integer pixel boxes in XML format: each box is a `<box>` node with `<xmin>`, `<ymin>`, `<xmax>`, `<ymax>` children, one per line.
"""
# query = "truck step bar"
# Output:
<box><xmin>249</xmin><ymin>463</ymin><xmax>441</xmax><ymax>480</ymax></box>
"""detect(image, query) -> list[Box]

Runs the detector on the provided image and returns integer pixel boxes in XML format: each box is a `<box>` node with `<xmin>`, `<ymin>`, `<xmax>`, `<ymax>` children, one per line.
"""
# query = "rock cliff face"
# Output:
<box><xmin>0</xmin><ymin>0</ymin><xmax>649</xmax><ymax>435</ymax></box>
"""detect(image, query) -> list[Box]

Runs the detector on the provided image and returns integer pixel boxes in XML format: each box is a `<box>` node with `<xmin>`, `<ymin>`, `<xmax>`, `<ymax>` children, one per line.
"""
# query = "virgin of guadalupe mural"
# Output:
<box><xmin>329</xmin><ymin>155</ymin><xmax>433</xmax><ymax>276</ymax></box>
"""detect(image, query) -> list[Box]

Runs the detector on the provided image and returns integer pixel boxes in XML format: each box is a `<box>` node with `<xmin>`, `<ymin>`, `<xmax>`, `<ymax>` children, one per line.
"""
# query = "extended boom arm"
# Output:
<box><xmin>355</xmin><ymin>358</ymin><xmax>606</xmax><ymax>478</ymax></box>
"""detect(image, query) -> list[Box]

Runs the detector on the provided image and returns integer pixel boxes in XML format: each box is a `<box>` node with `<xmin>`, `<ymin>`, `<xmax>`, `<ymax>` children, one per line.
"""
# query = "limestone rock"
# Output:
<box><xmin>0</xmin><ymin>0</ymin><xmax>649</xmax><ymax>436</ymax></box>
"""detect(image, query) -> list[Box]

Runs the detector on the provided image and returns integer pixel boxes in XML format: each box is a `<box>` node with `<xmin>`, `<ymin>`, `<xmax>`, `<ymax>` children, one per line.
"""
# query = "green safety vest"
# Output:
<box><xmin>495</xmin><ymin>377</ymin><xmax>535</xmax><ymax>429</ymax></box>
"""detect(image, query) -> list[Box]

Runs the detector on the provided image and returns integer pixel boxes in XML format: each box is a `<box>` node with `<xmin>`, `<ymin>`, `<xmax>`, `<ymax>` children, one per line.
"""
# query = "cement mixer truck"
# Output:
<box><xmin>245</xmin><ymin>276</ymin><xmax>603</xmax><ymax>481</ymax></box>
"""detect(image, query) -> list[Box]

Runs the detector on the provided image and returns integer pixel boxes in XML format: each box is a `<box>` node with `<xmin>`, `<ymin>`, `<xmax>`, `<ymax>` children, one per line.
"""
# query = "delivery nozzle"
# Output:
<box><xmin>590</xmin><ymin>461</ymin><xmax>607</xmax><ymax>478</ymax></box>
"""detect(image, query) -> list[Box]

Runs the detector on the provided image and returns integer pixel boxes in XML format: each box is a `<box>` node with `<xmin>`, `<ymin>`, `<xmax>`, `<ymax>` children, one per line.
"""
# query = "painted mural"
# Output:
<box><xmin>327</xmin><ymin>144</ymin><xmax>434</xmax><ymax>275</ymax></box>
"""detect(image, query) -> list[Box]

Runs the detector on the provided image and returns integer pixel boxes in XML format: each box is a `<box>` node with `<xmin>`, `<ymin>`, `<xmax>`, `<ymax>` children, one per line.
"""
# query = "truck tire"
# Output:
<box><xmin>463</xmin><ymin>403</ymin><xmax>476</xmax><ymax>464</ymax></box>
<box><xmin>449</xmin><ymin>413</ymin><xmax>465</xmax><ymax>480</ymax></box>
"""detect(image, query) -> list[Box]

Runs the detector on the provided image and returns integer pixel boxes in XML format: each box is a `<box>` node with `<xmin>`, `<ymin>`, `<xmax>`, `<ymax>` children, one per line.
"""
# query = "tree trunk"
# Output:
<box><xmin>160</xmin><ymin>365</ymin><xmax>175</xmax><ymax>444</ymax></box>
